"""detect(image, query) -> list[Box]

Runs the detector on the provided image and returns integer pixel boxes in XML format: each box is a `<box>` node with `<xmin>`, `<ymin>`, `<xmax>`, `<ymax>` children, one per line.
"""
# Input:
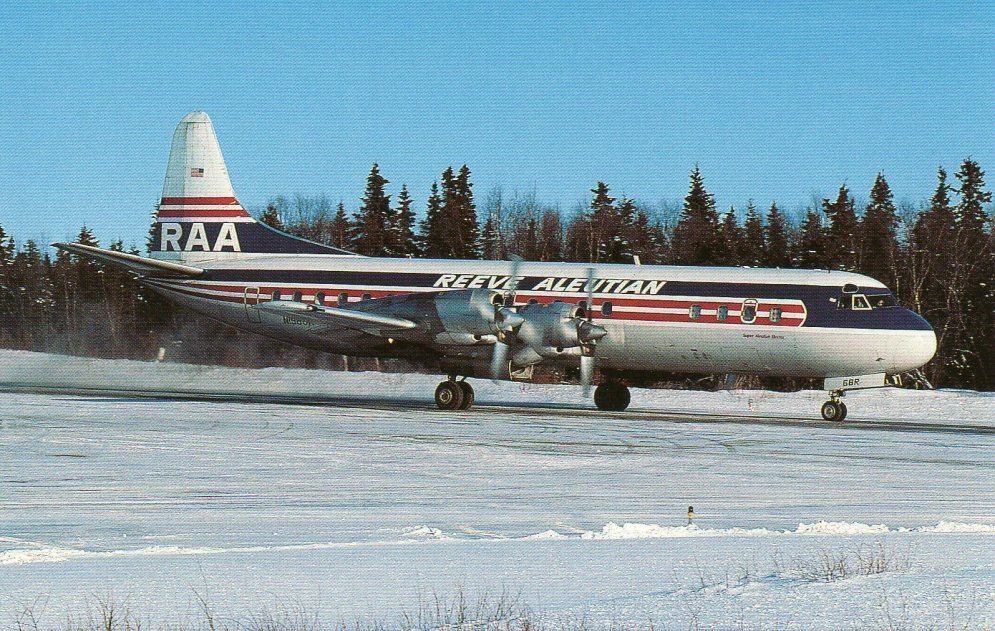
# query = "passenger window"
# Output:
<box><xmin>852</xmin><ymin>294</ymin><xmax>871</xmax><ymax>311</ymax></box>
<box><xmin>293</xmin><ymin>291</ymin><xmax>303</xmax><ymax>302</ymax></box>
<box><xmin>689</xmin><ymin>304</ymin><xmax>701</xmax><ymax>320</ymax></box>
<box><xmin>741</xmin><ymin>299</ymin><xmax>758</xmax><ymax>324</ymax></box>
<box><xmin>601</xmin><ymin>301</ymin><xmax>613</xmax><ymax>317</ymax></box>
<box><xmin>338</xmin><ymin>292</ymin><xmax>349</xmax><ymax>306</ymax></box>
<box><xmin>315</xmin><ymin>292</ymin><xmax>325</xmax><ymax>306</ymax></box>
<box><xmin>770</xmin><ymin>307</ymin><xmax>782</xmax><ymax>323</ymax></box>
<box><xmin>271</xmin><ymin>289</ymin><xmax>282</xmax><ymax>301</ymax></box>
<box><xmin>717</xmin><ymin>305</ymin><xmax>728</xmax><ymax>321</ymax></box>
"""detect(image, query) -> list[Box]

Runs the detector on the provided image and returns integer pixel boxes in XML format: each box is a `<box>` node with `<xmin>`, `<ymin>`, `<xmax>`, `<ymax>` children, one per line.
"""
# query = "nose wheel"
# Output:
<box><xmin>435</xmin><ymin>379</ymin><xmax>474</xmax><ymax>410</ymax></box>
<box><xmin>820</xmin><ymin>395</ymin><xmax>848</xmax><ymax>422</ymax></box>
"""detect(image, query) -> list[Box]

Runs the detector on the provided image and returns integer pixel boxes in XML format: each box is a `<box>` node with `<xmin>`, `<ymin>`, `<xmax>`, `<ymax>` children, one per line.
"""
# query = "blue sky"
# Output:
<box><xmin>0</xmin><ymin>1</ymin><xmax>992</xmax><ymax>248</ymax></box>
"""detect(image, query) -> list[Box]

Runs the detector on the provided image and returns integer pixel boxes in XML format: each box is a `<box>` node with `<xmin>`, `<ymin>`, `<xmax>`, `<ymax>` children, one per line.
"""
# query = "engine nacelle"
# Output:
<box><xmin>515</xmin><ymin>301</ymin><xmax>586</xmax><ymax>350</ymax></box>
<box><xmin>433</xmin><ymin>289</ymin><xmax>502</xmax><ymax>337</ymax></box>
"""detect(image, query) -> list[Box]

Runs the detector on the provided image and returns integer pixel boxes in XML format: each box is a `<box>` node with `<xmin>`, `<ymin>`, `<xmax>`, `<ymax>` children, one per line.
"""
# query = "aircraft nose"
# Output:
<box><xmin>893</xmin><ymin>310</ymin><xmax>937</xmax><ymax>371</ymax></box>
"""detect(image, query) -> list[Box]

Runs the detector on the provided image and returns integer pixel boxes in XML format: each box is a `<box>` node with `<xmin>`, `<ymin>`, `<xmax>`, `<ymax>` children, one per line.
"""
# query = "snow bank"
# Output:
<box><xmin>0</xmin><ymin>350</ymin><xmax>992</xmax><ymax>424</ymax></box>
<box><xmin>4</xmin><ymin>520</ymin><xmax>990</xmax><ymax>567</ymax></box>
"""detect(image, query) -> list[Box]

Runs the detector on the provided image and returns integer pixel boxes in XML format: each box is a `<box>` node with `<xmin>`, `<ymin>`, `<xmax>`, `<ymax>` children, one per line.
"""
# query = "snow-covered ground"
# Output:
<box><xmin>0</xmin><ymin>351</ymin><xmax>992</xmax><ymax>628</ymax></box>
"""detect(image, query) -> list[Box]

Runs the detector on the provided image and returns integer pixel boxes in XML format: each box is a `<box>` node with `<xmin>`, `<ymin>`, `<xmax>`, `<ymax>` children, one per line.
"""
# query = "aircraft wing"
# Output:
<box><xmin>52</xmin><ymin>242</ymin><xmax>204</xmax><ymax>278</ymax></box>
<box><xmin>255</xmin><ymin>300</ymin><xmax>418</xmax><ymax>334</ymax></box>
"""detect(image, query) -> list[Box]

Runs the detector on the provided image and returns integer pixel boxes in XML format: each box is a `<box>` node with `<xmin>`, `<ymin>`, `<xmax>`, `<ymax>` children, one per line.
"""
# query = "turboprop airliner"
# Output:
<box><xmin>55</xmin><ymin>111</ymin><xmax>937</xmax><ymax>420</ymax></box>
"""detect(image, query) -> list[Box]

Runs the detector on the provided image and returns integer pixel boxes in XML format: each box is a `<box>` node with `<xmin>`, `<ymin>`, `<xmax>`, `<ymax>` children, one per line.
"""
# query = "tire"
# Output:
<box><xmin>435</xmin><ymin>380</ymin><xmax>464</xmax><ymax>410</ymax></box>
<box><xmin>612</xmin><ymin>384</ymin><xmax>631</xmax><ymax>411</ymax></box>
<box><xmin>821</xmin><ymin>400</ymin><xmax>844</xmax><ymax>422</ymax></box>
<box><xmin>595</xmin><ymin>382</ymin><xmax>631</xmax><ymax>412</ymax></box>
<box><xmin>837</xmin><ymin>402</ymin><xmax>848</xmax><ymax>422</ymax></box>
<box><xmin>594</xmin><ymin>383</ymin><xmax>610</xmax><ymax>410</ymax></box>
<box><xmin>457</xmin><ymin>381</ymin><xmax>475</xmax><ymax>410</ymax></box>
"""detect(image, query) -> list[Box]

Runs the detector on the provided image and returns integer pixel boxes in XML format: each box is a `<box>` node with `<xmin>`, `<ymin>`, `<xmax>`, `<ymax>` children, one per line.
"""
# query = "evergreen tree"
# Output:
<box><xmin>741</xmin><ymin>200</ymin><xmax>765</xmax><ymax>266</ymax></box>
<box><xmin>418</xmin><ymin>181</ymin><xmax>445</xmax><ymax>257</ymax></box>
<box><xmin>352</xmin><ymin>163</ymin><xmax>392</xmax><ymax>256</ymax></box>
<box><xmin>763</xmin><ymin>202</ymin><xmax>791</xmax><ymax>268</ymax></box>
<box><xmin>908</xmin><ymin>167</ymin><xmax>958</xmax><ymax>384</ymax></box>
<box><xmin>479</xmin><ymin>188</ymin><xmax>505</xmax><ymax>260</ymax></box>
<box><xmin>452</xmin><ymin>165</ymin><xmax>480</xmax><ymax>258</ymax></box>
<box><xmin>716</xmin><ymin>207</ymin><xmax>744</xmax><ymax>265</ymax></box>
<box><xmin>390</xmin><ymin>185</ymin><xmax>418</xmax><ymax>257</ymax></box>
<box><xmin>949</xmin><ymin>159</ymin><xmax>993</xmax><ymax>387</ymax></box>
<box><xmin>795</xmin><ymin>209</ymin><xmax>828</xmax><ymax>269</ymax></box>
<box><xmin>672</xmin><ymin>166</ymin><xmax>721</xmax><ymax>264</ymax></box>
<box><xmin>73</xmin><ymin>226</ymin><xmax>102</xmax><ymax>304</ymax></box>
<box><xmin>859</xmin><ymin>173</ymin><xmax>900</xmax><ymax>287</ymax></box>
<box><xmin>0</xmin><ymin>224</ymin><xmax>15</xmax><ymax>345</ymax></box>
<box><xmin>9</xmin><ymin>240</ymin><xmax>55</xmax><ymax>349</ymax></box>
<box><xmin>606</xmin><ymin>196</ymin><xmax>637</xmax><ymax>263</ymax></box>
<box><xmin>823</xmin><ymin>184</ymin><xmax>860</xmax><ymax>271</ymax></box>
<box><xmin>586</xmin><ymin>182</ymin><xmax>616</xmax><ymax>262</ymax></box>
<box><xmin>629</xmin><ymin>209</ymin><xmax>668</xmax><ymax>264</ymax></box>
<box><xmin>329</xmin><ymin>202</ymin><xmax>352</xmax><ymax>250</ymax></box>
<box><xmin>954</xmin><ymin>159</ymin><xmax>992</xmax><ymax>234</ymax></box>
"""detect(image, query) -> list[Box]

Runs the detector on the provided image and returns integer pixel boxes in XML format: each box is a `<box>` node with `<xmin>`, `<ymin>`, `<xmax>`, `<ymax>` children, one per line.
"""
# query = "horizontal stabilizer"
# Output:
<box><xmin>255</xmin><ymin>300</ymin><xmax>417</xmax><ymax>332</ymax></box>
<box><xmin>52</xmin><ymin>242</ymin><xmax>204</xmax><ymax>277</ymax></box>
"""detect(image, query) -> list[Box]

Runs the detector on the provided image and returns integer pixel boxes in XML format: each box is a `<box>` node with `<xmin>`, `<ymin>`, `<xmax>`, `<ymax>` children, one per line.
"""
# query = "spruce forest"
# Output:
<box><xmin>0</xmin><ymin>160</ymin><xmax>992</xmax><ymax>391</ymax></box>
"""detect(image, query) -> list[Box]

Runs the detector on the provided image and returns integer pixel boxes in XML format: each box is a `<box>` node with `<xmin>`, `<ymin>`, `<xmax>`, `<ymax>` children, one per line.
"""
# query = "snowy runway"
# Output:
<box><xmin>0</xmin><ymin>352</ymin><xmax>992</xmax><ymax>628</ymax></box>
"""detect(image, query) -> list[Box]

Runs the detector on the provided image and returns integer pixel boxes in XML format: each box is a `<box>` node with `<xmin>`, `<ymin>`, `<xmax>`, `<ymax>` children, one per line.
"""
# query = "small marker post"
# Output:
<box><xmin>687</xmin><ymin>505</ymin><xmax>695</xmax><ymax>526</ymax></box>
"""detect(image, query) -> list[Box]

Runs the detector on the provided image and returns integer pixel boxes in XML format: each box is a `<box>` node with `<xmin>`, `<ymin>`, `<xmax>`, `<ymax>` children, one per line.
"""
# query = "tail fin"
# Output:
<box><xmin>151</xmin><ymin>111</ymin><xmax>356</xmax><ymax>261</ymax></box>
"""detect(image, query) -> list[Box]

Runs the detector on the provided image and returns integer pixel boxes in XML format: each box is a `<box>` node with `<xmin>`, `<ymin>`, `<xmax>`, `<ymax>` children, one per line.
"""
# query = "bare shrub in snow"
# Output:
<box><xmin>784</xmin><ymin>542</ymin><xmax>912</xmax><ymax>582</ymax></box>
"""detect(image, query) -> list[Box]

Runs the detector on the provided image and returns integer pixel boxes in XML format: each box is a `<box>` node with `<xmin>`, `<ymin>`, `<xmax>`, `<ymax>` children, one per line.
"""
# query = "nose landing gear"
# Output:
<box><xmin>434</xmin><ymin>378</ymin><xmax>475</xmax><ymax>410</ymax></box>
<box><xmin>820</xmin><ymin>390</ymin><xmax>848</xmax><ymax>422</ymax></box>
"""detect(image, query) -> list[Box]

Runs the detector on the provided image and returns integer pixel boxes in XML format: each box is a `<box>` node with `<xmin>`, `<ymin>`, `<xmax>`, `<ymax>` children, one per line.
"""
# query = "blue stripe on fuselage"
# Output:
<box><xmin>198</xmin><ymin>269</ymin><xmax>932</xmax><ymax>331</ymax></box>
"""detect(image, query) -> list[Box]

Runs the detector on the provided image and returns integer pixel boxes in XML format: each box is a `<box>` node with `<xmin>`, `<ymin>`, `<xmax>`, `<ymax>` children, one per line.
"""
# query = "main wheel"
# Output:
<box><xmin>457</xmin><ymin>381</ymin><xmax>475</xmax><ymax>410</ymax></box>
<box><xmin>435</xmin><ymin>380</ymin><xmax>465</xmax><ymax>410</ymax></box>
<box><xmin>594</xmin><ymin>382</ymin><xmax>631</xmax><ymax>412</ymax></box>
<box><xmin>820</xmin><ymin>400</ymin><xmax>847</xmax><ymax>422</ymax></box>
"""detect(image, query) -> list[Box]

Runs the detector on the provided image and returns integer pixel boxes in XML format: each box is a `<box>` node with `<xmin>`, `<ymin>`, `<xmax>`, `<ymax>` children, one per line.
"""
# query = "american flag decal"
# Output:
<box><xmin>190</xmin><ymin>167</ymin><xmax>205</xmax><ymax>177</ymax></box>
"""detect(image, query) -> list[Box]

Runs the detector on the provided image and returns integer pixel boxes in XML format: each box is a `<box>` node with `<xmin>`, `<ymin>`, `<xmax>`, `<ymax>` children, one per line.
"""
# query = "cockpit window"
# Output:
<box><xmin>837</xmin><ymin>292</ymin><xmax>892</xmax><ymax>310</ymax></box>
<box><xmin>867</xmin><ymin>294</ymin><xmax>897</xmax><ymax>308</ymax></box>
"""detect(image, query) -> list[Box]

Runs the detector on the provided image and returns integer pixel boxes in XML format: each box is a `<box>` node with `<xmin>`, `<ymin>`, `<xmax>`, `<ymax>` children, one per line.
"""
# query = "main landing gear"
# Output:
<box><xmin>820</xmin><ymin>390</ymin><xmax>848</xmax><ymax>422</ymax></box>
<box><xmin>434</xmin><ymin>378</ymin><xmax>474</xmax><ymax>411</ymax></box>
<box><xmin>594</xmin><ymin>381</ymin><xmax>631</xmax><ymax>412</ymax></box>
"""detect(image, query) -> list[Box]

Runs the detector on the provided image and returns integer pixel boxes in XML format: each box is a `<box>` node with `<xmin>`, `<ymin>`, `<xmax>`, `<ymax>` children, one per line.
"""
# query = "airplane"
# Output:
<box><xmin>55</xmin><ymin>111</ymin><xmax>937</xmax><ymax>421</ymax></box>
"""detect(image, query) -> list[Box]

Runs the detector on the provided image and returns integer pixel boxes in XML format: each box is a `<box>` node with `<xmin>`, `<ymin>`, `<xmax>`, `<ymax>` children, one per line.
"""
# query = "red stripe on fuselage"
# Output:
<box><xmin>160</xmin><ymin>197</ymin><xmax>240</xmax><ymax>205</ymax></box>
<box><xmin>152</xmin><ymin>282</ymin><xmax>805</xmax><ymax>326</ymax></box>
<box><xmin>174</xmin><ymin>282</ymin><xmax>806</xmax><ymax>313</ymax></box>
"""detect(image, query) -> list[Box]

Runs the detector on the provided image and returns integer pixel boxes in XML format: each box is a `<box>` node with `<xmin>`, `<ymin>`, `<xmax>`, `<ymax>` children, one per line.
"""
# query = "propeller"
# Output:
<box><xmin>579</xmin><ymin>267</ymin><xmax>598</xmax><ymax>397</ymax></box>
<box><xmin>490</xmin><ymin>257</ymin><xmax>524</xmax><ymax>381</ymax></box>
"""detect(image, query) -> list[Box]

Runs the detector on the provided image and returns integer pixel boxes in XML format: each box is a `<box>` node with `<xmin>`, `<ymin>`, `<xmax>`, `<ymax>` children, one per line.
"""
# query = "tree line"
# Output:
<box><xmin>0</xmin><ymin>159</ymin><xmax>991</xmax><ymax>390</ymax></box>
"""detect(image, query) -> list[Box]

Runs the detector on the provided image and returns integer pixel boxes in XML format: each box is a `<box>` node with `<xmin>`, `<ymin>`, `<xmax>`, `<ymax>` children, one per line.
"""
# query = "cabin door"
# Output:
<box><xmin>244</xmin><ymin>287</ymin><xmax>262</xmax><ymax>323</ymax></box>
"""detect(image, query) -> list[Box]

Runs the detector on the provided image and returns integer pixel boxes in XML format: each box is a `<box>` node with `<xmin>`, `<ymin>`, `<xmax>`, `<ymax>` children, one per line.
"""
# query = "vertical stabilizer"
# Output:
<box><xmin>151</xmin><ymin>111</ymin><xmax>355</xmax><ymax>261</ymax></box>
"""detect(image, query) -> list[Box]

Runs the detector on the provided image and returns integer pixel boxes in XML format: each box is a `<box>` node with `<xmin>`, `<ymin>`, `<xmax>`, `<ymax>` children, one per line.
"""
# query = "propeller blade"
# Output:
<box><xmin>490</xmin><ymin>338</ymin><xmax>509</xmax><ymax>382</ymax></box>
<box><xmin>580</xmin><ymin>353</ymin><xmax>594</xmax><ymax>398</ymax></box>
<box><xmin>585</xmin><ymin>267</ymin><xmax>596</xmax><ymax>320</ymax></box>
